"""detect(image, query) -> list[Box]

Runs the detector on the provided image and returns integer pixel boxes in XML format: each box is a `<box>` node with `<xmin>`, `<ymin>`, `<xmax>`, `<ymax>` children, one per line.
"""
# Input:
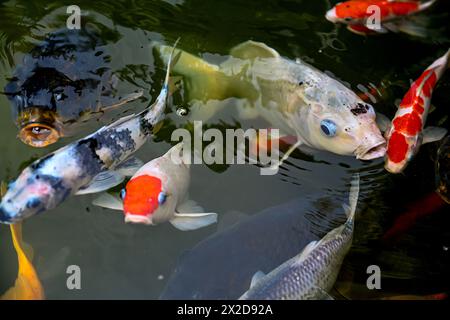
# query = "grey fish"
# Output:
<box><xmin>160</xmin><ymin>192</ymin><xmax>347</xmax><ymax>300</ymax></box>
<box><xmin>0</xmin><ymin>41</ymin><xmax>180</xmax><ymax>224</ymax></box>
<box><xmin>239</xmin><ymin>174</ymin><xmax>359</xmax><ymax>300</ymax></box>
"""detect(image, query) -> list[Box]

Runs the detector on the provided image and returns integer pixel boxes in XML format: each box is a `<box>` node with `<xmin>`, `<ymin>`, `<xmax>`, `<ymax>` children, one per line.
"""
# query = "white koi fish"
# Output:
<box><xmin>93</xmin><ymin>143</ymin><xmax>217</xmax><ymax>231</ymax></box>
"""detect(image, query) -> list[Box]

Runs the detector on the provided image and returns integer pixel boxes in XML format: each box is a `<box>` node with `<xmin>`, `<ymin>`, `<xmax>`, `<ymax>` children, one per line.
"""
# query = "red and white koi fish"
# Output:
<box><xmin>93</xmin><ymin>143</ymin><xmax>218</xmax><ymax>231</ymax></box>
<box><xmin>381</xmin><ymin>50</ymin><xmax>449</xmax><ymax>173</ymax></box>
<box><xmin>325</xmin><ymin>0</ymin><xmax>437</xmax><ymax>37</ymax></box>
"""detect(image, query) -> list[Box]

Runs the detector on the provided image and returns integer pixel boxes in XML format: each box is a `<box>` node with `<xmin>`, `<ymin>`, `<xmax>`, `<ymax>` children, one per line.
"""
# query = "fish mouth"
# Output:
<box><xmin>0</xmin><ymin>206</ymin><xmax>13</xmax><ymax>224</ymax></box>
<box><xmin>19</xmin><ymin>123</ymin><xmax>60</xmax><ymax>148</ymax></box>
<box><xmin>384</xmin><ymin>159</ymin><xmax>407</xmax><ymax>174</ymax></box>
<box><xmin>356</xmin><ymin>141</ymin><xmax>387</xmax><ymax>160</ymax></box>
<box><xmin>124</xmin><ymin>214</ymin><xmax>153</xmax><ymax>225</ymax></box>
<box><xmin>325</xmin><ymin>8</ymin><xmax>338</xmax><ymax>23</ymax></box>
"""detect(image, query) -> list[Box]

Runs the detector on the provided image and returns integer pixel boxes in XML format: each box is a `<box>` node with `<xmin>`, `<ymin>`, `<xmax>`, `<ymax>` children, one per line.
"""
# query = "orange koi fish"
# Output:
<box><xmin>326</xmin><ymin>0</ymin><xmax>437</xmax><ymax>37</ymax></box>
<box><xmin>383</xmin><ymin>50</ymin><xmax>449</xmax><ymax>173</ymax></box>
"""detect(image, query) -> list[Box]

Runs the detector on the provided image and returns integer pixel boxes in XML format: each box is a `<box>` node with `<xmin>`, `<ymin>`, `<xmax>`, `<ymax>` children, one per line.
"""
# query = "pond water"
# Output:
<box><xmin>0</xmin><ymin>0</ymin><xmax>449</xmax><ymax>299</ymax></box>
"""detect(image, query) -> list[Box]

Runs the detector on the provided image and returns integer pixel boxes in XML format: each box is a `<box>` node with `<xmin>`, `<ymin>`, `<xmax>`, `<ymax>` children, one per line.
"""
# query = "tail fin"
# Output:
<box><xmin>343</xmin><ymin>173</ymin><xmax>360</xmax><ymax>223</ymax></box>
<box><xmin>155</xmin><ymin>43</ymin><xmax>230</xmax><ymax>101</ymax></box>
<box><xmin>426</xmin><ymin>49</ymin><xmax>450</xmax><ymax>79</ymax></box>
<box><xmin>143</xmin><ymin>38</ymin><xmax>182</xmax><ymax>124</ymax></box>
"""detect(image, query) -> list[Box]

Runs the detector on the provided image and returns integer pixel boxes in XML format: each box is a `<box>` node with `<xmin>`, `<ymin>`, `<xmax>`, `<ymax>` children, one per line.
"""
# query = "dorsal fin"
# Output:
<box><xmin>230</xmin><ymin>41</ymin><xmax>280</xmax><ymax>60</ymax></box>
<box><xmin>250</xmin><ymin>271</ymin><xmax>266</xmax><ymax>288</ymax></box>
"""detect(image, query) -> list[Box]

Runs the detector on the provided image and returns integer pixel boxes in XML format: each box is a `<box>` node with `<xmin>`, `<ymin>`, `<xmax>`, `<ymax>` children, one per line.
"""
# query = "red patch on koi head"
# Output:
<box><xmin>392</xmin><ymin>112</ymin><xmax>422</xmax><ymax>136</ymax></box>
<box><xmin>123</xmin><ymin>175</ymin><xmax>162</xmax><ymax>216</ymax></box>
<box><xmin>387</xmin><ymin>131</ymin><xmax>409</xmax><ymax>164</ymax></box>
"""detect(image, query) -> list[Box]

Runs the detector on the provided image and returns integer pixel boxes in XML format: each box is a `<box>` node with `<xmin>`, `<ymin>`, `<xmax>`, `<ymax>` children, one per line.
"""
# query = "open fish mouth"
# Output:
<box><xmin>356</xmin><ymin>141</ymin><xmax>387</xmax><ymax>160</ymax></box>
<box><xmin>19</xmin><ymin>123</ymin><xmax>60</xmax><ymax>148</ymax></box>
<box><xmin>124</xmin><ymin>214</ymin><xmax>153</xmax><ymax>225</ymax></box>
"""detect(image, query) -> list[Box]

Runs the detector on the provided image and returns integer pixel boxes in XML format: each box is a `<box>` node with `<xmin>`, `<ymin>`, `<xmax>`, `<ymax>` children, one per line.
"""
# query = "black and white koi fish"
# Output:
<box><xmin>0</xmin><ymin>41</ymin><xmax>180</xmax><ymax>224</ymax></box>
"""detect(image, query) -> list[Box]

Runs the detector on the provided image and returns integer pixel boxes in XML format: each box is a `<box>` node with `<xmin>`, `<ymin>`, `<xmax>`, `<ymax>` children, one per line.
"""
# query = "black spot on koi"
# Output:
<box><xmin>139</xmin><ymin>117</ymin><xmax>154</xmax><ymax>136</ymax></box>
<box><xmin>350</xmin><ymin>103</ymin><xmax>370</xmax><ymax>116</ymax></box>
<box><xmin>95</xmin><ymin>128</ymin><xmax>136</xmax><ymax>159</ymax></box>
<box><xmin>76</xmin><ymin>138</ymin><xmax>104</xmax><ymax>175</ymax></box>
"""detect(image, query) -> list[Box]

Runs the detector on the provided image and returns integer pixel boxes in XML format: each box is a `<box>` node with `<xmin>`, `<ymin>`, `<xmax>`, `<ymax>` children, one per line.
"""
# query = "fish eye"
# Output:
<box><xmin>120</xmin><ymin>189</ymin><xmax>126</xmax><ymax>200</ymax></box>
<box><xmin>26</xmin><ymin>197</ymin><xmax>41</xmax><ymax>209</ymax></box>
<box><xmin>320</xmin><ymin>119</ymin><xmax>337</xmax><ymax>137</ymax></box>
<box><xmin>158</xmin><ymin>192</ymin><xmax>167</xmax><ymax>205</ymax></box>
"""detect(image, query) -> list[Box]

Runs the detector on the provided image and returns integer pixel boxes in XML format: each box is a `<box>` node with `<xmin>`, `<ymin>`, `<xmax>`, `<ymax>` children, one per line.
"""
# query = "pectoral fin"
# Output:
<box><xmin>115</xmin><ymin>157</ymin><xmax>144</xmax><ymax>177</ymax></box>
<box><xmin>230</xmin><ymin>41</ymin><xmax>280</xmax><ymax>59</ymax></box>
<box><xmin>384</xmin><ymin>17</ymin><xmax>429</xmax><ymax>38</ymax></box>
<box><xmin>347</xmin><ymin>25</ymin><xmax>377</xmax><ymax>36</ymax></box>
<box><xmin>376</xmin><ymin>112</ymin><xmax>391</xmax><ymax>133</ymax></box>
<box><xmin>177</xmin><ymin>199</ymin><xmax>205</xmax><ymax>214</ymax></box>
<box><xmin>92</xmin><ymin>193</ymin><xmax>124</xmax><ymax>211</ymax></box>
<box><xmin>76</xmin><ymin>171</ymin><xmax>125</xmax><ymax>195</ymax></box>
<box><xmin>170</xmin><ymin>212</ymin><xmax>218</xmax><ymax>231</ymax></box>
<box><xmin>422</xmin><ymin>127</ymin><xmax>447</xmax><ymax>144</ymax></box>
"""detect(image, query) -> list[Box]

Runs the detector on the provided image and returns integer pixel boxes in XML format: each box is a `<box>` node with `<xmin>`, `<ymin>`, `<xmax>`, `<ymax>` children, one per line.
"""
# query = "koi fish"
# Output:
<box><xmin>4</xmin><ymin>28</ymin><xmax>143</xmax><ymax>148</ymax></box>
<box><xmin>382</xmin><ymin>50</ymin><xmax>449</xmax><ymax>173</ymax></box>
<box><xmin>325</xmin><ymin>0</ymin><xmax>437</xmax><ymax>37</ymax></box>
<box><xmin>0</xmin><ymin>182</ymin><xmax>44</xmax><ymax>300</ymax></box>
<box><xmin>157</xmin><ymin>41</ymin><xmax>386</xmax><ymax>166</ymax></box>
<box><xmin>160</xmin><ymin>193</ymin><xmax>347</xmax><ymax>299</ymax></box>
<box><xmin>93</xmin><ymin>143</ymin><xmax>217</xmax><ymax>231</ymax></box>
<box><xmin>239</xmin><ymin>174</ymin><xmax>359</xmax><ymax>300</ymax></box>
<box><xmin>0</xmin><ymin>40</ymin><xmax>180</xmax><ymax>224</ymax></box>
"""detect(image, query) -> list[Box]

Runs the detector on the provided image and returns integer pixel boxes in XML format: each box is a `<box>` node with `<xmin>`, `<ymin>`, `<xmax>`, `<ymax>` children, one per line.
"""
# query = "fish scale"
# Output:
<box><xmin>240</xmin><ymin>177</ymin><xmax>358</xmax><ymax>300</ymax></box>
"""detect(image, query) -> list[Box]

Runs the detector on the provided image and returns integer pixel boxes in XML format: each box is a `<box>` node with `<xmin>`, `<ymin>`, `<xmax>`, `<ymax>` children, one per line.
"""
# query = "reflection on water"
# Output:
<box><xmin>0</xmin><ymin>0</ymin><xmax>449</xmax><ymax>299</ymax></box>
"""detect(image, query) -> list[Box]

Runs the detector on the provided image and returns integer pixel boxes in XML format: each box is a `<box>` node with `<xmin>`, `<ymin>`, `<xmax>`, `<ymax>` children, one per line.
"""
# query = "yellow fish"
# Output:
<box><xmin>1</xmin><ymin>182</ymin><xmax>45</xmax><ymax>300</ymax></box>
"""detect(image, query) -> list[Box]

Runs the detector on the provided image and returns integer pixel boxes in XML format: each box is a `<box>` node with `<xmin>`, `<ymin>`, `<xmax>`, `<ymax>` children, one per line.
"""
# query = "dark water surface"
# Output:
<box><xmin>0</xmin><ymin>0</ymin><xmax>449</xmax><ymax>299</ymax></box>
